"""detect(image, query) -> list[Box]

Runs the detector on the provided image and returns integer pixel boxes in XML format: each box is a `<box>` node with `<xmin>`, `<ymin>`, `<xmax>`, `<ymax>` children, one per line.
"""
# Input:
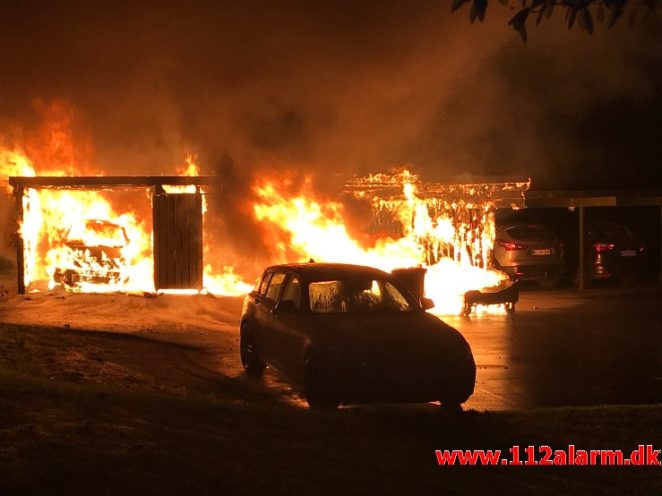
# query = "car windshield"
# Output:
<box><xmin>308</xmin><ymin>277</ymin><xmax>415</xmax><ymax>313</ymax></box>
<box><xmin>66</xmin><ymin>220</ymin><xmax>127</xmax><ymax>248</ymax></box>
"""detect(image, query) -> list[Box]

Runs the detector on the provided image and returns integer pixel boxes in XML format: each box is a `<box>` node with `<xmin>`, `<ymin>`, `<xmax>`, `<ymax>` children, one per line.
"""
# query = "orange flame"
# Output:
<box><xmin>0</xmin><ymin>147</ymin><xmax>154</xmax><ymax>292</ymax></box>
<box><xmin>0</xmin><ymin>141</ymin><xmax>249</xmax><ymax>296</ymax></box>
<box><xmin>252</xmin><ymin>171</ymin><xmax>507</xmax><ymax>314</ymax></box>
<box><xmin>0</xmin><ymin>104</ymin><xmax>510</xmax><ymax>311</ymax></box>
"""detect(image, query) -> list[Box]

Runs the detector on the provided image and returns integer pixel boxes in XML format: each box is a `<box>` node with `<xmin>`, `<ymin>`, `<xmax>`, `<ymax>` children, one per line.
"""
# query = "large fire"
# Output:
<box><xmin>0</xmin><ymin>146</ymin><xmax>250</xmax><ymax>296</ymax></box>
<box><xmin>0</xmin><ymin>108</ymin><xmax>518</xmax><ymax>314</ymax></box>
<box><xmin>253</xmin><ymin>170</ymin><xmax>509</xmax><ymax>314</ymax></box>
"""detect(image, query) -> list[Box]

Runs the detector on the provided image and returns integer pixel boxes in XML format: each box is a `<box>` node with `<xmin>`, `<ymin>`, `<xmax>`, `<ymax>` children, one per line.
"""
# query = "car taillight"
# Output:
<box><xmin>499</xmin><ymin>241</ymin><xmax>527</xmax><ymax>251</ymax></box>
<box><xmin>593</xmin><ymin>242</ymin><xmax>615</xmax><ymax>252</ymax></box>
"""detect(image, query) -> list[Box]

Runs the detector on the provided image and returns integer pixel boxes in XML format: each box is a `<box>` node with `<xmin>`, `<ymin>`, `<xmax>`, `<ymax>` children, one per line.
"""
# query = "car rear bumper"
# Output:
<box><xmin>499</xmin><ymin>263</ymin><xmax>564</xmax><ymax>281</ymax></box>
<box><xmin>589</xmin><ymin>262</ymin><xmax>640</xmax><ymax>281</ymax></box>
<box><xmin>54</xmin><ymin>268</ymin><xmax>122</xmax><ymax>286</ymax></box>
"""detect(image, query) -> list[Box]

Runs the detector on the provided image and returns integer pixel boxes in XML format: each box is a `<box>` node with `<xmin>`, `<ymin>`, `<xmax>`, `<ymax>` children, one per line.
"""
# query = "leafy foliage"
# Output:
<box><xmin>452</xmin><ymin>0</ymin><xmax>660</xmax><ymax>41</ymax></box>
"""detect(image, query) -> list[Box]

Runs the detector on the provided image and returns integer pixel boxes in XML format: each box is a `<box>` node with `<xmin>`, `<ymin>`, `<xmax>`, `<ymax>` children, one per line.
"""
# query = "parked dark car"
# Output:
<box><xmin>585</xmin><ymin>222</ymin><xmax>645</xmax><ymax>283</ymax></box>
<box><xmin>53</xmin><ymin>219</ymin><xmax>128</xmax><ymax>289</ymax></box>
<box><xmin>493</xmin><ymin>223</ymin><xmax>564</xmax><ymax>288</ymax></box>
<box><xmin>240</xmin><ymin>263</ymin><xmax>476</xmax><ymax>409</ymax></box>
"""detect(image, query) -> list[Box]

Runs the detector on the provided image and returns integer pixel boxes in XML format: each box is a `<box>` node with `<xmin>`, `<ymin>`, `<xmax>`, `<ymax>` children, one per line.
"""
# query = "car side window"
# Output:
<box><xmin>265</xmin><ymin>272</ymin><xmax>286</xmax><ymax>301</ymax></box>
<box><xmin>280</xmin><ymin>276</ymin><xmax>302</xmax><ymax>309</ymax></box>
<box><xmin>258</xmin><ymin>273</ymin><xmax>272</xmax><ymax>296</ymax></box>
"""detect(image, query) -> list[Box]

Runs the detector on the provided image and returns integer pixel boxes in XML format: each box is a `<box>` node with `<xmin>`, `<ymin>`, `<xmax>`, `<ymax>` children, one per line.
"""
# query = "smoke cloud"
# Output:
<box><xmin>0</xmin><ymin>1</ymin><xmax>660</xmax><ymax>271</ymax></box>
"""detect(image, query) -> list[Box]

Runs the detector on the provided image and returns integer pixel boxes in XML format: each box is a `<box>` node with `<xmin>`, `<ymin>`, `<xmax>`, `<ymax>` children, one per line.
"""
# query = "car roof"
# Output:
<box><xmin>589</xmin><ymin>221</ymin><xmax>630</xmax><ymax>228</ymax></box>
<box><xmin>499</xmin><ymin>222</ymin><xmax>550</xmax><ymax>230</ymax></box>
<box><xmin>263</xmin><ymin>263</ymin><xmax>391</xmax><ymax>281</ymax></box>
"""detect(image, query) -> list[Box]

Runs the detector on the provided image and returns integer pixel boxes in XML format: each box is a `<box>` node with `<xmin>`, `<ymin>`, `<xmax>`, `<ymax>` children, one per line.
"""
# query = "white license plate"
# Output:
<box><xmin>620</xmin><ymin>249</ymin><xmax>636</xmax><ymax>257</ymax></box>
<box><xmin>531</xmin><ymin>249</ymin><xmax>552</xmax><ymax>256</ymax></box>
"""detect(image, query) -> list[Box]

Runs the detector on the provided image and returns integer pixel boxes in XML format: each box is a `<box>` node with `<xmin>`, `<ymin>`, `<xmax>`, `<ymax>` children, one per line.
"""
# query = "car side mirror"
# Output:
<box><xmin>420</xmin><ymin>297</ymin><xmax>435</xmax><ymax>310</ymax></box>
<box><xmin>275</xmin><ymin>300</ymin><xmax>298</xmax><ymax>314</ymax></box>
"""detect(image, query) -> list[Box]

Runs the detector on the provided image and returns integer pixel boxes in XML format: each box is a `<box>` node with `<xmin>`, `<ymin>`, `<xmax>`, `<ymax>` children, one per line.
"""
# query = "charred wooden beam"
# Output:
<box><xmin>344</xmin><ymin>174</ymin><xmax>531</xmax><ymax>209</ymax></box>
<box><xmin>8</xmin><ymin>176</ymin><xmax>214</xmax><ymax>189</ymax></box>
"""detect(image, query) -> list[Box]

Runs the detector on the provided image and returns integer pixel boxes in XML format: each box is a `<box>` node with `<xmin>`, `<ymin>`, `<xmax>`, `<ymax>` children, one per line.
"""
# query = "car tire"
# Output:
<box><xmin>505</xmin><ymin>302</ymin><xmax>516</xmax><ymax>314</ymax></box>
<box><xmin>303</xmin><ymin>352</ymin><xmax>340</xmax><ymax>410</ymax></box>
<box><xmin>240</xmin><ymin>324</ymin><xmax>266</xmax><ymax>375</ymax></box>
<box><xmin>440</xmin><ymin>389</ymin><xmax>470</xmax><ymax>409</ymax></box>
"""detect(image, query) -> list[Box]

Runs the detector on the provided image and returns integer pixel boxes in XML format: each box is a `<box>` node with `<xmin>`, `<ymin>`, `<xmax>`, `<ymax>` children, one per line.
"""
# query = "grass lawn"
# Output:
<box><xmin>0</xmin><ymin>336</ymin><xmax>660</xmax><ymax>495</ymax></box>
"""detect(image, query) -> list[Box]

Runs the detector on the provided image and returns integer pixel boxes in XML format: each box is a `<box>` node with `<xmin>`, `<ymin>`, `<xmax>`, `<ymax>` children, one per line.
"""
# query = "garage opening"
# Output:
<box><xmin>8</xmin><ymin>175</ymin><xmax>211</xmax><ymax>294</ymax></box>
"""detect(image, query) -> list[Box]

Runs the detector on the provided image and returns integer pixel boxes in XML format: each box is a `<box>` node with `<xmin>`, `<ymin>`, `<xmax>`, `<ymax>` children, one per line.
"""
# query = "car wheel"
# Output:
<box><xmin>240</xmin><ymin>324</ymin><xmax>266</xmax><ymax>375</ymax></box>
<box><xmin>505</xmin><ymin>302</ymin><xmax>516</xmax><ymax>314</ymax></box>
<box><xmin>63</xmin><ymin>269</ymin><xmax>80</xmax><ymax>288</ymax></box>
<box><xmin>439</xmin><ymin>388</ymin><xmax>470</xmax><ymax>410</ymax></box>
<box><xmin>303</xmin><ymin>352</ymin><xmax>340</xmax><ymax>409</ymax></box>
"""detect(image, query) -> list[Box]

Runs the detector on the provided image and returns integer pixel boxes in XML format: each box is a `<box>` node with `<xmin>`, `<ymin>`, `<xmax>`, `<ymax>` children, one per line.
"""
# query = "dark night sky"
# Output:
<box><xmin>0</xmin><ymin>0</ymin><xmax>661</xmax><ymax>190</ymax></box>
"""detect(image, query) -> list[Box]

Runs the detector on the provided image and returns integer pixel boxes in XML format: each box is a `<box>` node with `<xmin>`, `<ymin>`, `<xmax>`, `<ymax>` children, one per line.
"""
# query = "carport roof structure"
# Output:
<box><xmin>524</xmin><ymin>189</ymin><xmax>662</xmax><ymax>208</ymax></box>
<box><xmin>522</xmin><ymin>189</ymin><xmax>662</xmax><ymax>289</ymax></box>
<box><xmin>8</xmin><ymin>175</ymin><xmax>214</xmax><ymax>189</ymax></box>
<box><xmin>345</xmin><ymin>174</ymin><xmax>662</xmax><ymax>289</ymax></box>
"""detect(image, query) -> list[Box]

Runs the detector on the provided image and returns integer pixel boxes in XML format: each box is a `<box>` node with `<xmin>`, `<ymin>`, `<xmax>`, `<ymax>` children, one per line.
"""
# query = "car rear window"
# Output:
<box><xmin>592</xmin><ymin>226</ymin><xmax>635</xmax><ymax>242</ymax></box>
<box><xmin>506</xmin><ymin>225</ymin><xmax>555</xmax><ymax>241</ymax></box>
<box><xmin>67</xmin><ymin>221</ymin><xmax>128</xmax><ymax>247</ymax></box>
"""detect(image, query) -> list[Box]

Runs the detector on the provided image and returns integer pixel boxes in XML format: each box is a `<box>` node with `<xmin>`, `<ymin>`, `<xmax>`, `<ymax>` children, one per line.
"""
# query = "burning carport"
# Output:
<box><xmin>344</xmin><ymin>171</ymin><xmax>662</xmax><ymax>307</ymax></box>
<box><xmin>8</xmin><ymin>175</ymin><xmax>213</xmax><ymax>294</ymax></box>
<box><xmin>343</xmin><ymin>170</ymin><xmax>530</xmax><ymax>314</ymax></box>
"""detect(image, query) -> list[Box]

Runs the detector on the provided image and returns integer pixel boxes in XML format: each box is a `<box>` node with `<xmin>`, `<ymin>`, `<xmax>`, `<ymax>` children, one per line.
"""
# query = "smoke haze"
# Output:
<box><xmin>0</xmin><ymin>1</ymin><xmax>661</xmax><ymax>269</ymax></box>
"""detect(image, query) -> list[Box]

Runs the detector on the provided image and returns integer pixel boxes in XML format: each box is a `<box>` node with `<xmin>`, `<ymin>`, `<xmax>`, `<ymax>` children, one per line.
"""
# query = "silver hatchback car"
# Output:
<box><xmin>493</xmin><ymin>223</ymin><xmax>565</xmax><ymax>289</ymax></box>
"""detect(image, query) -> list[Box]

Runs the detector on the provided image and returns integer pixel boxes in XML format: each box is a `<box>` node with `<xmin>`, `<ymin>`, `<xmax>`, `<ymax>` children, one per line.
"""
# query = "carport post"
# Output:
<box><xmin>578</xmin><ymin>206</ymin><xmax>585</xmax><ymax>291</ymax></box>
<box><xmin>14</xmin><ymin>184</ymin><xmax>25</xmax><ymax>295</ymax></box>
